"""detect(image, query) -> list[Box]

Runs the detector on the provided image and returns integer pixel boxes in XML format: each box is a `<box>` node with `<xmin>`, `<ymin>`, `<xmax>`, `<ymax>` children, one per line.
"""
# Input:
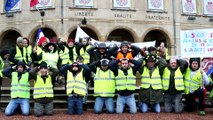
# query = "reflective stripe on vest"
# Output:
<box><xmin>184</xmin><ymin>68</ymin><xmax>201</xmax><ymax>94</ymax></box>
<box><xmin>42</xmin><ymin>51</ymin><xmax>59</xmax><ymax>69</ymax></box>
<box><xmin>94</xmin><ymin>68</ymin><xmax>115</xmax><ymax>97</ymax></box>
<box><xmin>162</xmin><ymin>67</ymin><xmax>184</xmax><ymax>91</ymax></box>
<box><xmin>66</xmin><ymin>70</ymin><xmax>86</xmax><ymax>96</ymax></box>
<box><xmin>115</xmin><ymin>69</ymin><xmax>136</xmax><ymax>91</ymax></box>
<box><xmin>141</xmin><ymin>67</ymin><xmax>162</xmax><ymax>90</ymax></box>
<box><xmin>11</xmin><ymin>72</ymin><xmax>30</xmax><ymax>98</ymax></box>
<box><xmin>116</xmin><ymin>52</ymin><xmax>133</xmax><ymax>60</ymax></box>
<box><xmin>80</xmin><ymin>45</ymin><xmax>90</xmax><ymax>64</ymax></box>
<box><xmin>33</xmin><ymin>75</ymin><xmax>53</xmax><ymax>99</ymax></box>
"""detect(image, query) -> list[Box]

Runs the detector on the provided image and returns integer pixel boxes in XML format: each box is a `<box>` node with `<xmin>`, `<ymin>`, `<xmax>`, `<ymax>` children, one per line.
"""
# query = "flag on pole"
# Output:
<box><xmin>5</xmin><ymin>0</ymin><xmax>20</xmax><ymax>12</ymax></box>
<box><xmin>36</xmin><ymin>28</ymin><xmax>46</xmax><ymax>46</ymax></box>
<box><xmin>30</xmin><ymin>0</ymin><xmax>39</xmax><ymax>7</ymax></box>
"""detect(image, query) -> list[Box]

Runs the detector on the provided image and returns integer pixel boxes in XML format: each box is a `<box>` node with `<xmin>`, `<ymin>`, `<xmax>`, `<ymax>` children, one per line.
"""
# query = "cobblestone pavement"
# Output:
<box><xmin>0</xmin><ymin>109</ymin><xmax>213</xmax><ymax>120</ymax></box>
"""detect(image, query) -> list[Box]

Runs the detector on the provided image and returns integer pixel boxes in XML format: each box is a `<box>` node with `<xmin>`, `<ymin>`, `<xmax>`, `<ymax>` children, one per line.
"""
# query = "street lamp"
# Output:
<box><xmin>81</xmin><ymin>17</ymin><xmax>87</xmax><ymax>25</ymax></box>
<box><xmin>40</xmin><ymin>10</ymin><xmax>45</xmax><ymax>25</ymax></box>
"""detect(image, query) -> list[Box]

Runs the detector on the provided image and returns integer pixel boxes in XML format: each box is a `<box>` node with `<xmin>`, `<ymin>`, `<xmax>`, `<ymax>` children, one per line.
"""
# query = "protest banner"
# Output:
<box><xmin>180</xmin><ymin>29</ymin><xmax>213</xmax><ymax>58</ymax></box>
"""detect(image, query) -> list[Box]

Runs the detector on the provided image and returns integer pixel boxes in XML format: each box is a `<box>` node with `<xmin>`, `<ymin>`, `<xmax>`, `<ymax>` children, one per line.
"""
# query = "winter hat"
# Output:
<box><xmin>100</xmin><ymin>59</ymin><xmax>109</xmax><ymax>66</ymax></box>
<box><xmin>16</xmin><ymin>61</ymin><xmax>26</xmax><ymax>69</ymax></box>
<box><xmin>189</xmin><ymin>57</ymin><xmax>200</xmax><ymax>70</ymax></box>
<box><xmin>67</xmin><ymin>39</ymin><xmax>75</xmax><ymax>44</ymax></box>
<box><xmin>0</xmin><ymin>48</ymin><xmax>9</xmax><ymax>58</ymax></box>
<box><xmin>39</xmin><ymin>61</ymin><xmax>48</xmax><ymax>69</ymax></box>
<box><xmin>145</xmin><ymin>54</ymin><xmax>157</xmax><ymax>63</ymax></box>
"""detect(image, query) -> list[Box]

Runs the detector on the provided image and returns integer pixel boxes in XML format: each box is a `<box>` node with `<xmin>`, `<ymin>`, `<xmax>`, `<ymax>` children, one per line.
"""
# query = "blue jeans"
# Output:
<box><xmin>138</xmin><ymin>102</ymin><xmax>160</xmax><ymax>113</ymax></box>
<box><xmin>94</xmin><ymin>97</ymin><xmax>114</xmax><ymax>114</ymax></box>
<box><xmin>164</xmin><ymin>93</ymin><xmax>183</xmax><ymax>113</ymax></box>
<box><xmin>116</xmin><ymin>94</ymin><xmax>137</xmax><ymax>114</ymax></box>
<box><xmin>5</xmin><ymin>98</ymin><xmax>30</xmax><ymax>116</ymax></box>
<box><xmin>67</xmin><ymin>96</ymin><xmax>83</xmax><ymax>114</ymax></box>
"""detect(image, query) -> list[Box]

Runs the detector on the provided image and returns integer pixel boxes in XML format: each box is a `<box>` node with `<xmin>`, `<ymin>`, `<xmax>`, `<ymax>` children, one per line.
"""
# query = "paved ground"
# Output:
<box><xmin>0</xmin><ymin>109</ymin><xmax>213</xmax><ymax>120</ymax></box>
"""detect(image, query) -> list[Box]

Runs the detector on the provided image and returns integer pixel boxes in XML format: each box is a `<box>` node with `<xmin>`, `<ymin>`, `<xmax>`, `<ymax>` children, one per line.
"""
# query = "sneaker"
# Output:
<box><xmin>199</xmin><ymin>111</ymin><xmax>206</xmax><ymax>116</ymax></box>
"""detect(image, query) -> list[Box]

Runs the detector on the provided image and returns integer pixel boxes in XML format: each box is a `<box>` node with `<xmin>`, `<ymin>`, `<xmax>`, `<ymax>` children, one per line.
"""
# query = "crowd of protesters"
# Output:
<box><xmin>0</xmin><ymin>36</ymin><xmax>212</xmax><ymax>117</ymax></box>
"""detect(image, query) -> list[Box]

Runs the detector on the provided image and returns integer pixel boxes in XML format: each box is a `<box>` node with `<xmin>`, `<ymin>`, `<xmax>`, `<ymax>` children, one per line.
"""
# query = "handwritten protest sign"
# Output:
<box><xmin>180</xmin><ymin>29</ymin><xmax>213</xmax><ymax>57</ymax></box>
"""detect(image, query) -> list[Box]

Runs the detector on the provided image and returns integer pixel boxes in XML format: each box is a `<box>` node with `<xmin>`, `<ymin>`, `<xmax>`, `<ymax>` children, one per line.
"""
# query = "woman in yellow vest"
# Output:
<box><xmin>29</xmin><ymin>61</ymin><xmax>55</xmax><ymax>117</ymax></box>
<box><xmin>59</xmin><ymin>62</ymin><xmax>91</xmax><ymax>114</ymax></box>
<box><xmin>23</xmin><ymin>37</ymin><xmax>32</xmax><ymax>66</ymax></box>
<box><xmin>184</xmin><ymin>58</ymin><xmax>210</xmax><ymax>116</ymax></box>
<box><xmin>58</xmin><ymin>39</ymin><xmax>77</xmax><ymax>68</ymax></box>
<box><xmin>138</xmin><ymin>54</ymin><xmax>167</xmax><ymax>113</ymax></box>
<box><xmin>2</xmin><ymin>61</ymin><xmax>32</xmax><ymax>116</ymax></box>
<box><xmin>89</xmin><ymin>59</ymin><xmax>115</xmax><ymax>114</ymax></box>
<box><xmin>162</xmin><ymin>57</ymin><xmax>188</xmax><ymax>113</ymax></box>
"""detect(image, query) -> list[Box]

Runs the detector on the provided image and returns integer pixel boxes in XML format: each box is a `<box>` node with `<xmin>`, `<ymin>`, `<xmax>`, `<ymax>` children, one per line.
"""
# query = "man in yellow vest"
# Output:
<box><xmin>89</xmin><ymin>59</ymin><xmax>115</xmax><ymax>114</ymax></box>
<box><xmin>76</xmin><ymin>37</ymin><xmax>91</xmax><ymax>64</ymax></box>
<box><xmin>32</xmin><ymin>41</ymin><xmax>59</xmax><ymax>81</ymax></box>
<box><xmin>111</xmin><ymin>58</ymin><xmax>140</xmax><ymax>114</ymax></box>
<box><xmin>59</xmin><ymin>62</ymin><xmax>91</xmax><ymax>114</ymax></box>
<box><xmin>138</xmin><ymin>54</ymin><xmax>167</xmax><ymax>113</ymax></box>
<box><xmin>110</xmin><ymin>41</ymin><xmax>140</xmax><ymax>61</ymax></box>
<box><xmin>9</xmin><ymin>37</ymin><xmax>29</xmax><ymax>66</ymax></box>
<box><xmin>2</xmin><ymin>61</ymin><xmax>31</xmax><ymax>116</ymax></box>
<box><xmin>162</xmin><ymin>57</ymin><xmax>188</xmax><ymax>113</ymax></box>
<box><xmin>29</xmin><ymin>61</ymin><xmax>55</xmax><ymax>117</ymax></box>
<box><xmin>184</xmin><ymin>58</ymin><xmax>209</xmax><ymax>116</ymax></box>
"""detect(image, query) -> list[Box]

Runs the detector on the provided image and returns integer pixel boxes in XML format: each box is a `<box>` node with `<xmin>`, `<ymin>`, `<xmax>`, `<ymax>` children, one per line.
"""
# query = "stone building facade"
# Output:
<box><xmin>0</xmin><ymin>0</ymin><xmax>212</xmax><ymax>56</ymax></box>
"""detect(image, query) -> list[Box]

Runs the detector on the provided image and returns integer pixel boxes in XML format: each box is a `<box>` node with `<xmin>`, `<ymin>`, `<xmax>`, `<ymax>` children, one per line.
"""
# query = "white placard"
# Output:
<box><xmin>113</xmin><ymin>0</ymin><xmax>131</xmax><ymax>8</ymax></box>
<box><xmin>36</xmin><ymin>0</ymin><xmax>52</xmax><ymax>8</ymax></box>
<box><xmin>74</xmin><ymin>0</ymin><xmax>94</xmax><ymax>7</ymax></box>
<box><xmin>182</xmin><ymin>0</ymin><xmax>197</xmax><ymax>14</ymax></box>
<box><xmin>180</xmin><ymin>29</ymin><xmax>213</xmax><ymax>57</ymax></box>
<box><xmin>203</xmin><ymin>0</ymin><xmax>213</xmax><ymax>16</ymax></box>
<box><xmin>147</xmin><ymin>0</ymin><xmax>164</xmax><ymax>11</ymax></box>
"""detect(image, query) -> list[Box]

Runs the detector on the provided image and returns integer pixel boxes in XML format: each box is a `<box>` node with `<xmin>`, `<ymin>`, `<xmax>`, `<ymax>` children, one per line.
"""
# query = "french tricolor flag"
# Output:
<box><xmin>36</xmin><ymin>28</ymin><xmax>46</xmax><ymax>46</ymax></box>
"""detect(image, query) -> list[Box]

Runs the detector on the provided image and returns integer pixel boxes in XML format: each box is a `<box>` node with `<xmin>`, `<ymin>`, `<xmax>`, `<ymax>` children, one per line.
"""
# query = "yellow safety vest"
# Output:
<box><xmin>80</xmin><ymin>45</ymin><xmax>90</xmax><ymax>64</ymax></box>
<box><xmin>59</xmin><ymin>46</ymin><xmax>70</xmax><ymax>65</ymax></box>
<box><xmin>14</xmin><ymin>46</ymin><xmax>26</xmax><ymax>63</ymax></box>
<box><xmin>33</xmin><ymin>75</ymin><xmax>54</xmax><ymax>99</ymax></box>
<box><xmin>0</xmin><ymin>57</ymin><xmax>4</xmax><ymax>77</ymax></box>
<box><xmin>42</xmin><ymin>51</ymin><xmax>59</xmax><ymax>69</ymax></box>
<box><xmin>26</xmin><ymin>45</ymin><xmax>32</xmax><ymax>63</ymax></box>
<box><xmin>162</xmin><ymin>67</ymin><xmax>184</xmax><ymax>91</ymax></box>
<box><xmin>66</xmin><ymin>70</ymin><xmax>87</xmax><ymax>96</ymax></box>
<box><xmin>11</xmin><ymin>72</ymin><xmax>30</xmax><ymax>98</ymax></box>
<box><xmin>141</xmin><ymin>67</ymin><xmax>162</xmax><ymax>90</ymax></box>
<box><xmin>115</xmin><ymin>69</ymin><xmax>136</xmax><ymax>91</ymax></box>
<box><xmin>94</xmin><ymin>68</ymin><xmax>115</xmax><ymax>97</ymax></box>
<box><xmin>184</xmin><ymin>67</ymin><xmax>202</xmax><ymax>94</ymax></box>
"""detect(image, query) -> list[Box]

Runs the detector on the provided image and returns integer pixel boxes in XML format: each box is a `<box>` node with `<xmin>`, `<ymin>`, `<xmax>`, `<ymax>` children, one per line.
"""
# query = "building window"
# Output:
<box><xmin>203</xmin><ymin>0</ymin><xmax>213</xmax><ymax>16</ymax></box>
<box><xmin>181</xmin><ymin>0</ymin><xmax>197</xmax><ymax>15</ymax></box>
<box><xmin>112</xmin><ymin>0</ymin><xmax>133</xmax><ymax>10</ymax></box>
<box><xmin>147</xmin><ymin>0</ymin><xmax>165</xmax><ymax>12</ymax></box>
<box><xmin>34</xmin><ymin>0</ymin><xmax>54</xmax><ymax>9</ymax></box>
<box><xmin>74</xmin><ymin>0</ymin><xmax>94</xmax><ymax>8</ymax></box>
<box><xmin>4</xmin><ymin>0</ymin><xmax>21</xmax><ymax>12</ymax></box>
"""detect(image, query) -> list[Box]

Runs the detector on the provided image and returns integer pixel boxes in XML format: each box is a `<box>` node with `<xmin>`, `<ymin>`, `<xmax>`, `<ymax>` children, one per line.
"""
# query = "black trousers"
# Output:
<box><xmin>184</xmin><ymin>88</ymin><xmax>205</xmax><ymax>112</ymax></box>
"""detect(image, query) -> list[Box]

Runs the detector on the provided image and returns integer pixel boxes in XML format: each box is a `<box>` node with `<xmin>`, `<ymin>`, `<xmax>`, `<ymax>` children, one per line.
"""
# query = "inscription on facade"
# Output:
<box><xmin>74</xmin><ymin>12</ymin><xmax>94</xmax><ymax>17</ymax></box>
<box><xmin>114</xmin><ymin>13</ymin><xmax>132</xmax><ymax>18</ymax></box>
<box><xmin>146</xmin><ymin>15</ymin><xmax>170</xmax><ymax>21</ymax></box>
